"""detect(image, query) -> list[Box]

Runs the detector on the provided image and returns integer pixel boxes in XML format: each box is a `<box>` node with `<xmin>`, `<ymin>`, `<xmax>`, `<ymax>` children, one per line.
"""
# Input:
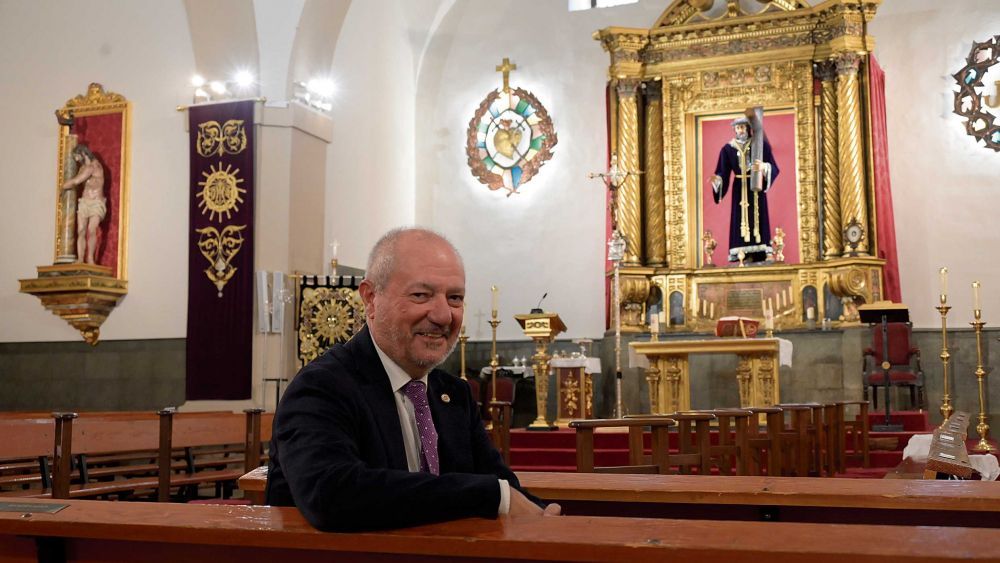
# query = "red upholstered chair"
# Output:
<box><xmin>862</xmin><ymin>322</ymin><xmax>925</xmax><ymax>410</ymax></box>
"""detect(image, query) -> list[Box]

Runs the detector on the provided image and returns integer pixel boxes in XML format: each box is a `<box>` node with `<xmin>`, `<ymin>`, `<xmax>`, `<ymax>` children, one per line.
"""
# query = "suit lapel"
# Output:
<box><xmin>350</xmin><ymin>327</ymin><xmax>408</xmax><ymax>471</ymax></box>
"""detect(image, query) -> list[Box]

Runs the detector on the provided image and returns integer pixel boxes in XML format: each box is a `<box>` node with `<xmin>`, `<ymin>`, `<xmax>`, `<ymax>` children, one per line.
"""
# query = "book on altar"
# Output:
<box><xmin>715</xmin><ymin>316</ymin><xmax>760</xmax><ymax>338</ymax></box>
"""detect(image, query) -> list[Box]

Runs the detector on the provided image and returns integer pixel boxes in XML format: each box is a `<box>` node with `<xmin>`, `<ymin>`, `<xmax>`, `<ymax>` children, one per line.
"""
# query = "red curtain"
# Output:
<box><xmin>868</xmin><ymin>56</ymin><xmax>902</xmax><ymax>303</ymax></box>
<box><xmin>72</xmin><ymin>113</ymin><xmax>123</xmax><ymax>274</ymax></box>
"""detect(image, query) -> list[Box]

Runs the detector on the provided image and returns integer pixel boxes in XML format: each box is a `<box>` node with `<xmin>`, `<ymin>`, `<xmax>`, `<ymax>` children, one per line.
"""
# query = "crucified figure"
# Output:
<box><xmin>62</xmin><ymin>144</ymin><xmax>106</xmax><ymax>264</ymax></box>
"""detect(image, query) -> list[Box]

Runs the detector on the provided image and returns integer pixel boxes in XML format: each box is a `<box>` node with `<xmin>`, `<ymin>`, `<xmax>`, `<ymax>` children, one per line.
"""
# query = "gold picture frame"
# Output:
<box><xmin>53</xmin><ymin>83</ymin><xmax>132</xmax><ymax>279</ymax></box>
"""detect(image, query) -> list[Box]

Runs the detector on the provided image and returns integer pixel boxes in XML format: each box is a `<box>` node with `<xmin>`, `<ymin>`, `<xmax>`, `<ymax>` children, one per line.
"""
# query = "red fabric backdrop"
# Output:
<box><xmin>869</xmin><ymin>56</ymin><xmax>902</xmax><ymax>303</ymax></box>
<box><xmin>72</xmin><ymin>113</ymin><xmax>123</xmax><ymax>274</ymax></box>
<box><xmin>699</xmin><ymin>112</ymin><xmax>799</xmax><ymax>265</ymax></box>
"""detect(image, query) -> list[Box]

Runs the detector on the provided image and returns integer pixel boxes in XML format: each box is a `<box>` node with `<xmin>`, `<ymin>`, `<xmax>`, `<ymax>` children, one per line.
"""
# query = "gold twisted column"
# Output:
<box><xmin>835</xmin><ymin>53</ymin><xmax>869</xmax><ymax>256</ymax></box>
<box><xmin>643</xmin><ymin>82</ymin><xmax>666</xmax><ymax>267</ymax></box>
<box><xmin>817</xmin><ymin>60</ymin><xmax>842</xmax><ymax>259</ymax></box>
<box><xmin>616</xmin><ymin>78</ymin><xmax>643</xmax><ymax>265</ymax></box>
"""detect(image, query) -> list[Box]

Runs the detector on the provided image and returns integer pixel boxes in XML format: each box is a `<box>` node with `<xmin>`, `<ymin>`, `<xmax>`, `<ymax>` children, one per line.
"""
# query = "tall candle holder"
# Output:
<box><xmin>458</xmin><ymin>325</ymin><xmax>469</xmax><ymax>381</ymax></box>
<box><xmin>488</xmin><ymin>313</ymin><xmax>501</xmax><ymax>402</ymax></box>
<box><xmin>936</xmin><ymin>297</ymin><xmax>953</xmax><ymax>428</ymax></box>
<box><xmin>970</xmin><ymin>309</ymin><xmax>996</xmax><ymax>452</ymax></box>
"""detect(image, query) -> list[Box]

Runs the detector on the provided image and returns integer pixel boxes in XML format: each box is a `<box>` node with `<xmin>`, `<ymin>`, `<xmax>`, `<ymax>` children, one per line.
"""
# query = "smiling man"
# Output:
<box><xmin>266</xmin><ymin>227</ymin><xmax>559</xmax><ymax>531</ymax></box>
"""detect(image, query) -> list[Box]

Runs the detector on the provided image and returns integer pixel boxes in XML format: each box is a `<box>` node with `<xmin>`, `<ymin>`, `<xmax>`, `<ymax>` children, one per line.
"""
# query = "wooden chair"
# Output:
<box><xmin>745</xmin><ymin>406</ymin><xmax>784</xmax><ymax>476</ymax></box>
<box><xmin>863</xmin><ymin>321</ymin><xmax>925</xmax><ymax>410</ymax></box>
<box><xmin>837</xmin><ymin>400</ymin><xmax>870</xmax><ymax>471</ymax></box>
<box><xmin>569</xmin><ymin>417</ymin><xmax>676</xmax><ymax>474</ymax></box>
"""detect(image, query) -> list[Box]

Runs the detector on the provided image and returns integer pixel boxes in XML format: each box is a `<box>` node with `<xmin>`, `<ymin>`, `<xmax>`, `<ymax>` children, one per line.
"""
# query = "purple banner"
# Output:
<box><xmin>185</xmin><ymin>101</ymin><xmax>255</xmax><ymax>400</ymax></box>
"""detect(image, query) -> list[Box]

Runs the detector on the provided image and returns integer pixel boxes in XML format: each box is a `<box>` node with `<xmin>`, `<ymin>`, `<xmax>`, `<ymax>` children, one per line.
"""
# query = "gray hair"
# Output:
<box><xmin>365</xmin><ymin>227</ymin><xmax>463</xmax><ymax>290</ymax></box>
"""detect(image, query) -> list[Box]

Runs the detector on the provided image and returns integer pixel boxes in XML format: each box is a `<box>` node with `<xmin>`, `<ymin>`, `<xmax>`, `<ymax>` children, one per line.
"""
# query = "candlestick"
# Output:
<box><xmin>969</xmin><ymin>310</ymin><xmax>995</xmax><ymax>452</ymax></box>
<box><xmin>458</xmin><ymin>325</ymin><xmax>469</xmax><ymax>381</ymax></box>
<box><xmin>488</xmin><ymin>315</ymin><xmax>501</xmax><ymax>402</ymax></box>
<box><xmin>331</xmin><ymin>239</ymin><xmax>339</xmax><ymax>260</ymax></box>
<box><xmin>491</xmin><ymin>285</ymin><xmax>499</xmax><ymax>319</ymax></box>
<box><xmin>936</xmin><ymin>303</ymin><xmax>953</xmax><ymax>428</ymax></box>
<box><xmin>939</xmin><ymin>267</ymin><xmax>948</xmax><ymax>304</ymax></box>
<box><xmin>973</xmin><ymin>280</ymin><xmax>981</xmax><ymax>312</ymax></box>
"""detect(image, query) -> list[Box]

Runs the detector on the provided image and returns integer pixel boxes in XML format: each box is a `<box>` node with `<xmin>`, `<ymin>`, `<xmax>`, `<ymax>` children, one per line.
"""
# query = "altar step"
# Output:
<box><xmin>509</xmin><ymin>410</ymin><xmax>932</xmax><ymax>478</ymax></box>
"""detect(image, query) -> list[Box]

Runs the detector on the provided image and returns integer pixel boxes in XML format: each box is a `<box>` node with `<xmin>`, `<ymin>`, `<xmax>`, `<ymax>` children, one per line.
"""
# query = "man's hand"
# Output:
<box><xmin>508</xmin><ymin>488</ymin><xmax>561</xmax><ymax>516</ymax></box>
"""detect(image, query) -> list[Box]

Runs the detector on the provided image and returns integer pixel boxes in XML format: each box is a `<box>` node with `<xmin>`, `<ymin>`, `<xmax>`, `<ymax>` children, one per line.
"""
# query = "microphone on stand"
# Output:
<box><xmin>530</xmin><ymin>292</ymin><xmax>548</xmax><ymax>314</ymax></box>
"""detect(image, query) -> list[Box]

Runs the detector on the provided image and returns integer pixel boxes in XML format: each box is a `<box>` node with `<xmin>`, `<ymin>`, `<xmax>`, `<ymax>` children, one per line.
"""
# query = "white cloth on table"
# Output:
<box><xmin>549</xmin><ymin>357</ymin><xmax>601</xmax><ymax>374</ymax></box>
<box><xmin>480</xmin><ymin>365</ymin><xmax>533</xmax><ymax>379</ymax></box>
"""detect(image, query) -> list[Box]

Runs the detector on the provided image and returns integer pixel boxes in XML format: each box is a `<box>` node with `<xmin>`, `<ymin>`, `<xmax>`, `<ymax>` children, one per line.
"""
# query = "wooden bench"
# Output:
<box><xmin>517</xmin><ymin>471</ymin><xmax>1000</xmax><ymax>528</ymax></box>
<box><xmin>0</xmin><ymin>410</ymin><xmax>272</xmax><ymax>501</ymax></box>
<box><xmin>1</xmin><ymin>498</ymin><xmax>999</xmax><ymax>562</ymax></box>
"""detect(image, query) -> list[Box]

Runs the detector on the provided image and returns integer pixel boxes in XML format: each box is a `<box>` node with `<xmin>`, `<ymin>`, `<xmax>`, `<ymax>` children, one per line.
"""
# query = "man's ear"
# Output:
<box><xmin>358</xmin><ymin>279</ymin><xmax>376</xmax><ymax>320</ymax></box>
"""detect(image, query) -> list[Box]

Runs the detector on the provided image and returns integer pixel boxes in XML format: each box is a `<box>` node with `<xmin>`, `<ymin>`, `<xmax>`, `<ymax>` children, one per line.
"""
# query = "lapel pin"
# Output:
<box><xmin>441</xmin><ymin>393</ymin><xmax>451</xmax><ymax>403</ymax></box>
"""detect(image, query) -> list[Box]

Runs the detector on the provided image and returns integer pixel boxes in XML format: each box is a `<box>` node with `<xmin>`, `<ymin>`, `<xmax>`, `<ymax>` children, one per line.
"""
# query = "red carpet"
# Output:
<box><xmin>510</xmin><ymin>410</ymin><xmax>933</xmax><ymax>479</ymax></box>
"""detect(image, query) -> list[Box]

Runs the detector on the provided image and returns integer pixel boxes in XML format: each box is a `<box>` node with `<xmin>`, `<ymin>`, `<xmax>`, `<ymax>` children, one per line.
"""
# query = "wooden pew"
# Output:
<box><xmin>1</xmin><ymin>498</ymin><xmax>998</xmax><ymax>562</ymax></box>
<box><xmin>517</xmin><ymin>471</ymin><xmax>1000</xmax><ymax>528</ymax></box>
<box><xmin>1</xmin><ymin>410</ymin><xmax>271</xmax><ymax>501</ymax></box>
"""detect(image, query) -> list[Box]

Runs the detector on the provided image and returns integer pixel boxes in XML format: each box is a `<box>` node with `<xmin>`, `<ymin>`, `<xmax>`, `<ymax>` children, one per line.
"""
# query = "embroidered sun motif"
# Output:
<box><xmin>197</xmin><ymin>163</ymin><xmax>246</xmax><ymax>222</ymax></box>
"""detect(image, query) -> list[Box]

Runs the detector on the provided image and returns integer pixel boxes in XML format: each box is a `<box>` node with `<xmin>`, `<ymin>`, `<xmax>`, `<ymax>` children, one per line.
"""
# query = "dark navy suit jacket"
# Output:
<box><xmin>266</xmin><ymin>326</ymin><xmax>533</xmax><ymax>531</ymax></box>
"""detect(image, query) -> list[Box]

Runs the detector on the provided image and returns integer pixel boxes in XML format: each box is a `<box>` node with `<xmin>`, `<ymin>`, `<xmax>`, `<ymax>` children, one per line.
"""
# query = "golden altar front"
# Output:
<box><xmin>630</xmin><ymin>338</ymin><xmax>780</xmax><ymax>415</ymax></box>
<box><xmin>596</xmin><ymin>0</ymin><xmax>890</xmax><ymax>335</ymax></box>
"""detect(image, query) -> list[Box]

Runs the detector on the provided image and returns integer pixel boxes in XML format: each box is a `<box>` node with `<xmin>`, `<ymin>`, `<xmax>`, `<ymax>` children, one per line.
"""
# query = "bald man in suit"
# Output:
<box><xmin>266</xmin><ymin>227</ymin><xmax>560</xmax><ymax>531</ymax></box>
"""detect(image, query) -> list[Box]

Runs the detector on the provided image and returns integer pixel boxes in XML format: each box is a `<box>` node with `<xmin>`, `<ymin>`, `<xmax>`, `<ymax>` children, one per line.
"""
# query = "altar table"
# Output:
<box><xmin>630</xmin><ymin>338</ymin><xmax>783</xmax><ymax>414</ymax></box>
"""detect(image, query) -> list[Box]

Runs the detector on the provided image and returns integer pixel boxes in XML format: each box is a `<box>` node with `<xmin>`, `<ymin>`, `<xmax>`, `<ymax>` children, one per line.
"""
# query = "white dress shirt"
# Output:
<box><xmin>371</xmin><ymin>337</ymin><xmax>510</xmax><ymax>515</ymax></box>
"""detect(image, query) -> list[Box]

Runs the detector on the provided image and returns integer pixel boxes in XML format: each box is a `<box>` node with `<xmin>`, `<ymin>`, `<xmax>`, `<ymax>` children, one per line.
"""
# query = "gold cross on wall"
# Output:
<box><xmin>495</xmin><ymin>57</ymin><xmax>517</xmax><ymax>93</ymax></box>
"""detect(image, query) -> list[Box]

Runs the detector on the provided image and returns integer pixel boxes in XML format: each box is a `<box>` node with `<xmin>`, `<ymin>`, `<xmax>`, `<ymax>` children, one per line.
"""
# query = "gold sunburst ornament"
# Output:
<box><xmin>197</xmin><ymin>163</ymin><xmax>246</xmax><ymax>222</ymax></box>
<box><xmin>297</xmin><ymin>287</ymin><xmax>366</xmax><ymax>364</ymax></box>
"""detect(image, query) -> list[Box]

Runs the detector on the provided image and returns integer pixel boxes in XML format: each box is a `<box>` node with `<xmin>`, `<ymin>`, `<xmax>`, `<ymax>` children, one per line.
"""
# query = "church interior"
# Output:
<box><xmin>2</xmin><ymin>0</ymin><xmax>1000</xmax><ymax>560</ymax></box>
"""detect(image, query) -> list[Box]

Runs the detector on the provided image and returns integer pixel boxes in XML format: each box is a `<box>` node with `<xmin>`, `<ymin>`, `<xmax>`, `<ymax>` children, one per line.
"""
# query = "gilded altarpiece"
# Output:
<box><xmin>596</xmin><ymin>0</ymin><xmax>887</xmax><ymax>334</ymax></box>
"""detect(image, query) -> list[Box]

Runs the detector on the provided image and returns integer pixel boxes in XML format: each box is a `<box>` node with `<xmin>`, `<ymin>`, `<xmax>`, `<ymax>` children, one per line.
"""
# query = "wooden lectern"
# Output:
<box><xmin>858</xmin><ymin>301</ymin><xmax>909</xmax><ymax>432</ymax></box>
<box><xmin>515</xmin><ymin>312</ymin><xmax>566</xmax><ymax>430</ymax></box>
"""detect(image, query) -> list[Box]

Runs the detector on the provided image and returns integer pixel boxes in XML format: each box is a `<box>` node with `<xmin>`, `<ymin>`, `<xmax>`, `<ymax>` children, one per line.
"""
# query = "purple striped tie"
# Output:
<box><xmin>404</xmin><ymin>380</ymin><xmax>439</xmax><ymax>475</ymax></box>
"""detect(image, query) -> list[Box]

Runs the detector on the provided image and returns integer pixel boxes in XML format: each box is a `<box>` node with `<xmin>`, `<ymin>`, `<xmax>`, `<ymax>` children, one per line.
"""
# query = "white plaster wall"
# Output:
<box><xmin>0</xmin><ymin>0</ymin><xmax>195</xmax><ymax>342</ymax></box>
<box><xmin>870</xmin><ymin>0</ymin><xmax>1000</xmax><ymax>327</ymax></box>
<box><xmin>414</xmin><ymin>1</ymin><xmax>661</xmax><ymax>341</ymax></box>
<box><xmin>324</xmin><ymin>0</ymin><xmax>418</xmax><ymax>272</ymax></box>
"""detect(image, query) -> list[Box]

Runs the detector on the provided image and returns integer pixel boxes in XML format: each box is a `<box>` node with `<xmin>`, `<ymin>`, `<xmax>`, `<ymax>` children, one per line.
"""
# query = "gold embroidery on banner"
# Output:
<box><xmin>297</xmin><ymin>287</ymin><xmax>366</xmax><ymax>365</ymax></box>
<box><xmin>198</xmin><ymin>163</ymin><xmax>246</xmax><ymax>222</ymax></box>
<box><xmin>196</xmin><ymin>224</ymin><xmax>246</xmax><ymax>296</ymax></box>
<box><xmin>196</xmin><ymin>119</ymin><xmax>247</xmax><ymax>157</ymax></box>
